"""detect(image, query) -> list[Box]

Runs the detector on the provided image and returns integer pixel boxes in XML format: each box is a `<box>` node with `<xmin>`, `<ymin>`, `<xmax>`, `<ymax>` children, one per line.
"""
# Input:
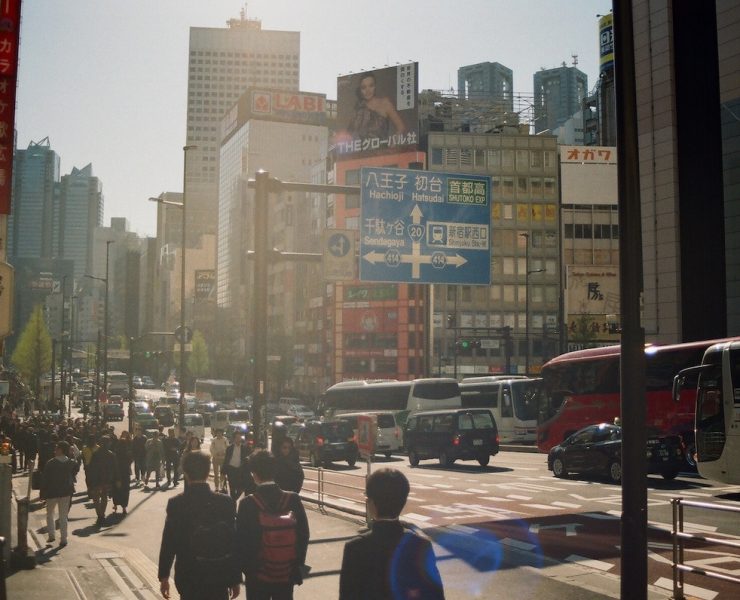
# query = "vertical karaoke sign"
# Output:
<box><xmin>0</xmin><ymin>0</ymin><xmax>22</xmax><ymax>214</ymax></box>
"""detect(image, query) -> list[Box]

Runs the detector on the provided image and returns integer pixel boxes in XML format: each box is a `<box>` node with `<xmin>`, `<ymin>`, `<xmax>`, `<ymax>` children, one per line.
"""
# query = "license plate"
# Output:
<box><xmin>473</xmin><ymin>439</ymin><xmax>483</xmax><ymax>446</ymax></box>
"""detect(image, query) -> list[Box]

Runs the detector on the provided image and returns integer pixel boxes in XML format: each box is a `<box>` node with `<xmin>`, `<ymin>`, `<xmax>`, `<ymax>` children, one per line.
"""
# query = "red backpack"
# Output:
<box><xmin>252</xmin><ymin>492</ymin><xmax>298</xmax><ymax>583</ymax></box>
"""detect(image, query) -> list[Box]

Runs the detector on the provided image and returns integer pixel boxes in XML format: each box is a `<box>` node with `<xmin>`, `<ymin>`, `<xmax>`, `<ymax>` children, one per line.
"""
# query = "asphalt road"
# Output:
<box><xmin>96</xmin><ymin>394</ymin><xmax>740</xmax><ymax>600</ymax></box>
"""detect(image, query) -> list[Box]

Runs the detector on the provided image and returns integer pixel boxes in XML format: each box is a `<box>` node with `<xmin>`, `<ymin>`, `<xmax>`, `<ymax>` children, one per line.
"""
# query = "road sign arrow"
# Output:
<box><xmin>362</xmin><ymin>251</ymin><xmax>386</xmax><ymax>265</ymax></box>
<box><xmin>410</xmin><ymin>204</ymin><xmax>424</xmax><ymax>224</ymax></box>
<box><xmin>529</xmin><ymin>522</ymin><xmax>582</xmax><ymax>537</ymax></box>
<box><xmin>448</xmin><ymin>254</ymin><xmax>468</xmax><ymax>268</ymax></box>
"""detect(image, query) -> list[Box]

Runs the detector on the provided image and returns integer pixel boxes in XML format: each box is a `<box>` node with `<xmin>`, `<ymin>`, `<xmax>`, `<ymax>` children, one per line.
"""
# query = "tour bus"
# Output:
<box><xmin>673</xmin><ymin>340</ymin><xmax>740</xmax><ymax>485</ymax></box>
<box><xmin>107</xmin><ymin>371</ymin><xmax>130</xmax><ymax>398</ymax></box>
<box><xmin>320</xmin><ymin>378</ymin><xmax>461</xmax><ymax>426</ymax></box>
<box><xmin>536</xmin><ymin>337</ymin><xmax>740</xmax><ymax>456</ymax></box>
<box><xmin>459</xmin><ymin>376</ymin><xmax>542</xmax><ymax>443</ymax></box>
<box><xmin>194</xmin><ymin>379</ymin><xmax>236</xmax><ymax>407</ymax></box>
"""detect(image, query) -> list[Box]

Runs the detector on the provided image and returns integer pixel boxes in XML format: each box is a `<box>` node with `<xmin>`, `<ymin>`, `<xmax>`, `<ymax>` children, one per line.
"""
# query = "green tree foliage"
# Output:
<box><xmin>187</xmin><ymin>330</ymin><xmax>210</xmax><ymax>378</ymax></box>
<box><xmin>11</xmin><ymin>304</ymin><xmax>52</xmax><ymax>402</ymax></box>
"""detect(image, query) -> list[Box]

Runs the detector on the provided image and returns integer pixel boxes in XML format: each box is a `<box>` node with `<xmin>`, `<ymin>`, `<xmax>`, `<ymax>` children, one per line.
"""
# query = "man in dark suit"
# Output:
<box><xmin>223</xmin><ymin>432</ymin><xmax>254</xmax><ymax>500</ymax></box>
<box><xmin>158</xmin><ymin>451</ymin><xmax>241</xmax><ymax>600</ymax></box>
<box><xmin>339</xmin><ymin>468</ymin><xmax>445</xmax><ymax>600</ymax></box>
<box><xmin>236</xmin><ymin>449</ymin><xmax>309</xmax><ymax>600</ymax></box>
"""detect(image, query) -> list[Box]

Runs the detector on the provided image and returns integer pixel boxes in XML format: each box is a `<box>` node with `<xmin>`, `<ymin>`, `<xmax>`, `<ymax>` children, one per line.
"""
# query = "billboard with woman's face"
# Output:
<box><xmin>334</xmin><ymin>63</ymin><xmax>419</xmax><ymax>159</ymax></box>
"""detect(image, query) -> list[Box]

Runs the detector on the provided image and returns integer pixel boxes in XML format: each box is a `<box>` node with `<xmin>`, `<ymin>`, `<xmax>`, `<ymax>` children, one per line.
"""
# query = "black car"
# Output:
<box><xmin>102</xmin><ymin>403</ymin><xmax>124</xmax><ymax>422</ymax></box>
<box><xmin>547</xmin><ymin>423</ymin><xmax>685</xmax><ymax>483</ymax></box>
<box><xmin>404</xmin><ymin>408</ymin><xmax>500</xmax><ymax>468</ymax></box>
<box><xmin>154</xmin><ymin>406</ymin><xmax>175</xmax><ymax>427</ymax></box>
<box><xmin>295</xmin><ymin>420</ymin><xmax>358</xmax><ymax>467</ymax></box>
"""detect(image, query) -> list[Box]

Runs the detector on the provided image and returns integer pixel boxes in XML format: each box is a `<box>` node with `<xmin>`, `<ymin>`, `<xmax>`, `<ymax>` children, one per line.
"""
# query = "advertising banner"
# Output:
<box><xmin>334</xmin><ymin>63</ymin><xmax>418</xmax><ymax>159</ymax></box>
<box><xmin>0</xmin><ymin>0</ymin><xmax>22</xmax><ymax>214</ymax></box>
<box><xmin>599</xmin><ymin>14</ymin><xmax>614</xmax><ymax>73</ymax></box>
<box><xmin>342</xmin><ymin>307</ymin><xmax>398</xmax><ymax>333</ymax></box>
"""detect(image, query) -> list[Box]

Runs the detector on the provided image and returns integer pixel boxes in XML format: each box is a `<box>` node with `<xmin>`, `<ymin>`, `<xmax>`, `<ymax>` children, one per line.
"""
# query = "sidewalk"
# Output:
<box><xmin>4</xmin><ymin>470</ymin><xmax>671</xmax><ymax>600</ymax></box>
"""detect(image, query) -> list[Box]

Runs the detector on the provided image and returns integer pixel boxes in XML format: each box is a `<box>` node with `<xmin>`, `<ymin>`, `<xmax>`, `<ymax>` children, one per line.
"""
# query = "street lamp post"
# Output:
<box><xmin>519</xmin><ymin>233</ymin><xmax>544</xmax><ymax>375</ymax></box>
<box><xmin>85</xmin><ymin>240</ymin><xmax>113</xmax><ymax>420</ymax></box>
<box><xmin>150</xmin><ymin>144</ymin><xmax>196</xmax><ymax>430</ymax></box>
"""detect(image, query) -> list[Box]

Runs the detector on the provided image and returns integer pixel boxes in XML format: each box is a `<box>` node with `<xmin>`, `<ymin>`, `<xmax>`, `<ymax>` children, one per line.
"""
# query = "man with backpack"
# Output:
<box><xmin>236</xmin><ymin>449</ymin><xmax>309</xmax><ymax>600</ymax></box>
<box><xmin>158</xmin><ymin>451</ymin><xmax>240</xmax><ymax>600</ymax></box>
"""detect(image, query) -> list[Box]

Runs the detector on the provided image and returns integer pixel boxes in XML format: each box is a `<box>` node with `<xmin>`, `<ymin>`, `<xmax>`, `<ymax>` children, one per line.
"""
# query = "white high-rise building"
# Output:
<box><xmin>185</xmin><ymin>12</ymin><xmax>300</xmax><ymax>243</ymax></box>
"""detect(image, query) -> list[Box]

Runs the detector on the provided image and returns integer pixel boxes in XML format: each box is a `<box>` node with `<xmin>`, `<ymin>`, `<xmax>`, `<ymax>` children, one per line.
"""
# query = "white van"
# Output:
<box><xmin>182</xmin><ymin>413</ymin><xmax>205</xmax><ymax>441</ymax></box>
<box><xmin>335</xmin><ymin>411</ymin><xmax>404</xmax><ymax>458</ymax></box>
<box><xmin>210</xmin><ymin>409</ymin><xmax>251</xmax><ymax>435</ymax></box>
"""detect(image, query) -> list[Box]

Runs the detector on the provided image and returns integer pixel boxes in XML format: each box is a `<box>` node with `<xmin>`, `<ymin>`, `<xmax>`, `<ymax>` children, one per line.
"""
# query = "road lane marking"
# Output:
<box><xmin>506</xmin><ymin>494</ymin><xmax>532</xmax><ymax>500</ymax></box>
<box><xmin>465</xmin><ymin>488</ymin><xmax>488</xmax><ymax>494</ymax></box>
<box><xmin>654</xmin><ymin>577</ymin><xmax>717</xmax><ymax>600</ymax></box>
<box><xmin>565</xmin><ymin>554</ymin><xmax>614</xmax><ymax>571</ymax></box>
<box><xmin>476</xmin><ymin>496</ymin><xmax>513</xmax><ymax>502</ymax></box>
<box><xmin>529</xmin><ymin>522</ymin><xmax>582</xmax><ymax>536</ymax></box>
<box><xmin>551</xmin><ymin>501</ymin><xmax>582</xmax><ymax>509</ymax></box>
<box><xmin>523</xmin><ymin>503</ymin><xmax>560</xmax><ymax>510</ymax></box>
<box><xmin>403</xmin><ymin>512</ymin><xmax>432</xmax><ymax>523</ymax></box>
<box><xmin>440</xmin><ymin>490</ymin><xmax>474</xmax><ymax>495</ymax></box>
<box><xmin>500</xmin><ymin>537</ymin><xmax>537</xmax><ymax>551</ymax></box>
<box><xmin>433</xmin><ymin>483</ymin><xmax>454</xmax><ymax>488</ymax></box>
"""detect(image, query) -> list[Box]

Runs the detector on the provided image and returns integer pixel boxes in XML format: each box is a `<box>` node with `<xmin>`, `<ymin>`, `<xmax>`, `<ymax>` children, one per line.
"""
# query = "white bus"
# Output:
<box><xmin>675</xmin><ymin>340</ymin><xmax>740</xmax><ymax>485</ymax></box>
<box><xmin>459</xmin><ymin>377</ymin><xmax>543</xmax><ymax>443</ymax></box>
<box><xmin>194</xmin><ymin>379</ymin><xmax>236</xmax><ymax>407</ymax></box>
<box><xmin>320</xmin><ymin>378</ymin><xmax>461</xmax><ymax>425</ymax></box>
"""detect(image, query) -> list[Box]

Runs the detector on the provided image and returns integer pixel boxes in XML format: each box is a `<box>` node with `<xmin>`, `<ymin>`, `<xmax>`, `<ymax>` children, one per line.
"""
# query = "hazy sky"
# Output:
<box><xmin>15</xmin><ymin>1</ymin><xmax>609</xmax><ymax>237</ymax></box>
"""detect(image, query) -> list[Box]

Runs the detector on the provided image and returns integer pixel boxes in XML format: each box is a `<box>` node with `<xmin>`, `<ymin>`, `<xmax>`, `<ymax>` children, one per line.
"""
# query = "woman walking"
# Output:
<box><xmin>112</xmin><ymin>430</ymin><xmax>133</xmax><ymax>514</ymax></box>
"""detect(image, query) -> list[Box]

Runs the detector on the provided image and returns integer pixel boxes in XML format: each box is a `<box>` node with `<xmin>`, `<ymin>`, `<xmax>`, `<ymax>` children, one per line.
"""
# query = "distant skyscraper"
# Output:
<box><xmin>457</xmin><ymin>61</ymin><xmax>513</xmax><ymax>112</ymax></box>
<box><xmin>8</xmin><ymin>137</ymin><xmax>60</xmax><ymax>261</ymax></box>
<box><xmin>533</xmin><ymin>65</ymin><xmax>588</xmax><ymax>134</ymax></box>
<box><xmin>55</xmin><ymin>164</ymin><xmax>103</xmax><ymax>278</ymax></box>
<box><xmin>185</xmin><ymin>10</ymin><xmax>300</xmax><ymax>243</ymax></box>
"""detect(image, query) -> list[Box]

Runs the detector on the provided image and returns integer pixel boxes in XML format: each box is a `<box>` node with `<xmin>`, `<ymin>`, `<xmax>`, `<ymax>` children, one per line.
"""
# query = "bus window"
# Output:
<box><xmin>501</xmin><ymin>389</ymin><xmax>513</xmax><ymax>418</ymax></box>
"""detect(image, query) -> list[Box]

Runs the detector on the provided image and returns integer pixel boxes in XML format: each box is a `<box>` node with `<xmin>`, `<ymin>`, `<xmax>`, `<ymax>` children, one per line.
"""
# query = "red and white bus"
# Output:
<box><xmin>536</xmin><ymin>337</ymin><xmax>740</xmax><ymax>456</ymax></box>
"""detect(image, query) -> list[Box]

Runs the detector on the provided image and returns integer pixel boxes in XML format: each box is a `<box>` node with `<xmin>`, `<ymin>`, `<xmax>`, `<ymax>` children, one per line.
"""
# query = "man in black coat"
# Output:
<box><xmin>339</xmin><ymin>468</ymin><xmax>445</xmax><ymax>600</ymax></box>
<box><xmin>236</xmin><ymin>450</ymin><xmax>309</xmax><ymax>600</ymax></box>
<box><xmin>158</xmin><ymin>451</ymin><xmax>241</xmax><ymax>600</ymax></box>
<box><xmin>87</xmin><ymin>436</ymin><xmax>118</xmax><ymax>526</ymax></box>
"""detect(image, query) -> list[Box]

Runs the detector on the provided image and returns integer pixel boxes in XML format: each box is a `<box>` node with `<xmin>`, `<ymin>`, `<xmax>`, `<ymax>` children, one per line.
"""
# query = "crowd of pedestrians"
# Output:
<box><xmin>0</xmin><ymin>408</ymin><xmax>446</xmax><ymax>600</ymax></box>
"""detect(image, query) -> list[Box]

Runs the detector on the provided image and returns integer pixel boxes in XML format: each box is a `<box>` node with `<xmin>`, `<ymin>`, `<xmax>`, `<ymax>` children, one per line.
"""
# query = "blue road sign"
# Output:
<box><xmin>360</xmin><ymin>167</ymin><xmax>491</xmax><ymax>284</ymax></box>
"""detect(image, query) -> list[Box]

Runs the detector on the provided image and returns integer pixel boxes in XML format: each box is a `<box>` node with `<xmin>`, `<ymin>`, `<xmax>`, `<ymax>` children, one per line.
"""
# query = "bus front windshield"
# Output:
<box><xmin>510</xmin><ymin>380</ymin><xmax>543</xmax><ymax>422</ymax></box>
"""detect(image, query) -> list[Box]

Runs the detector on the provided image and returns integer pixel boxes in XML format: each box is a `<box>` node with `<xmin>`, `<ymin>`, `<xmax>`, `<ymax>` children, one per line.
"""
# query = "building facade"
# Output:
<box><xmin>185</xmin><ymin>12</ymin><xmax>300</xmax><ymax>245</ymax></box>
<box><xmin>533</xmin><ymin>65</ymin><xmax>588</xmax><ymax>135</ymax></box>
<box><xmin>457</xmin><ymin>62</ymin><xmax>514</xmax><ymax>111</ymax></box>
<box><xmin>427</xmin><ymin>130</ymin><xmax>561</xmax><ymax>375</ymax></box>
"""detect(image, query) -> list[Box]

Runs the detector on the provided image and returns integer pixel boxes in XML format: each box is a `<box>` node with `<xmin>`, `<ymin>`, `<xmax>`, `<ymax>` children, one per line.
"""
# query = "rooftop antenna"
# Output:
<box><xmin>241</xmin><ymin>3</ymin><xmax>247</xmax><ymax>20</ymax></box>
<box><xmin>571</xmin><ymin>53</ymin><xmax>579</xmax><ymax>67</ymax></box>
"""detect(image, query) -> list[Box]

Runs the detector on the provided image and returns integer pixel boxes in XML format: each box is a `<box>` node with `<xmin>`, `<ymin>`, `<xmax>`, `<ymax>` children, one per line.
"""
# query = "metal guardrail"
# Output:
<box><xmin>302</xmin><ymin>465</ymin><xmax>369</xmax><ymax>524</ymax></box>
<box><xmin>671</xmin><ymin>497</ymin><xmax>740</xmax><ymax>599</ymax></box>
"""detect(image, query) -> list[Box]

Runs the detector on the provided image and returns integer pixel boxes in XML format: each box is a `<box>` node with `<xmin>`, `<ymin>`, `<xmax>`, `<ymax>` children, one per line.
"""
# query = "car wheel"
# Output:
<box><xmin>439</xmin><ymin>450</ymin><xmax>453</xmax><ymax>467</ymax></box>
<box><xmin>408</xmin><ymin>449</ymin><xmax>420</xmax><ymax>467</ymax></box>
<box><xmin>662</xmin><ymin>469</ymin><xmax>679</xmax><ymax>480</ymax></box>
<box><xmin>477</xmin><ymin>453</ymin><xmax>490</xmax><ymax>467</ymax></box>
<box><xmin>347</xmin><ymin>456</ymin><xmax>357</xmax><ymax>467</ymax></box>
<box><xmin>684</xmin><ymin>442</ymin><xmax>697</xmax><ymax>469</ymax></box>
<box><xmin>552</xmin><ymin>457</ymin><xmax>567</xmax><ymax>478</ymax></box>
<box><xmin>608</xmin><ymin>460</ymin><xmax>622</xmax><ymax>484</ymax></box>
<box><xmin>310</xmin><ymin>452</ymin><xmax>321</xmax><ymax>468</ymax></box>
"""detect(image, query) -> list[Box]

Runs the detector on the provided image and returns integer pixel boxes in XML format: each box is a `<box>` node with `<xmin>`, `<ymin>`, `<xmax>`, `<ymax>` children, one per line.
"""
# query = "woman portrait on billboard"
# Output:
<box><xmin>348</xmin><ymin>71</ymin><xmax>407</xmax><ymax>140</ymax></box>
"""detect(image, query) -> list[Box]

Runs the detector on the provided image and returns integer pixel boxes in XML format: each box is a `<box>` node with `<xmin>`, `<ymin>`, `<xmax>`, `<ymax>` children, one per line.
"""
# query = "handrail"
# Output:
<box><xmin>672</xmin><ymin>497</ymin><xmax>740</xmax><ymax>599</ymax></box>
<box><xmin>302</xmin><ymin>465</ymin><xmax>369</xmax><ymax>523</ymax></box>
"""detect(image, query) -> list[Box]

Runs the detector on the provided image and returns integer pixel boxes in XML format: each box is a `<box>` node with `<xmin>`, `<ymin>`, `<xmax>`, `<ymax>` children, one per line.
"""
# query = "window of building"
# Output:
<box><xmin>503</xmin><ymin>285</ymin><xmax>515</xmax><ymax>302</ymax></box>
<box><xmin>516</xmin><ymin>150</ymin><xmax>529</xmax><ymax>170</ymax></box>
<box><xmin>503</xmin><ymin>257</ymin><xmax>515</xmax><ymax>275</ymax></box>
<box><xmin>503</xmin><ymin>204</ymin><xmax>513</xmax><ymax>220</ymax></box>
<box><xmin>487</xmin><ymin>149</ymin><xmax>500</xmax><ymax>168</ymax></box>
<box><xmin>531</xmin><ymin>150</ymin><xmax>543</xmax><ymax>168</ymax></box>
<box><xmin>501</xmin><ymin>177</ymin><xmax>514</xmax><ymax>198</ymax></box>
<box><xmin>445</xmin><ymin>148</ymin><xmax>459</xmax><ymax>166</ymax></box>
<box><xmin>517</xmin><ymin>257</ymin><xmax>526</xmax><ymax>275</ymax></box>
<box><xmin>517</xmin><ymin>177</ymin><xmax>528</xmax><ymax>195</ymax></box>
<box><xmin>531</xmin><ymin>178</ymin><xmax>543</xmax><ymax>198</ymax></box>
<box><xmin>461</xmin><ymin>286</ymin><xmax>472</xmax><ymax>302</ymax></box>
<box><xmin>460</xmin><ymin>148</ymin><xmax>472</xmax><ymax>166</ymax></box>
<box><xmin>489</xmin><ymin>285</ymin><xmax>501</xmax><ymax>301</ymax></box>
<box><xmin>545</xmin><ymin>259</ymin><xmax>556</xmax><ymax>274</ymax></box>
<box><xmin>474</xmin><ymin>148</ymin><xmax>485</xmax><ymax>167</ymax></box>
<box><xmin>501</xmin><ymin>149</ymin><xmax>514</xmax><ymax>169</ymax></box>
<box><xmin>531</xmin><ymin>285</ymin><xmax>543</xmax><ymax>303</ymax></box>
<box><xmin>545</xmin><ymin>286</ymin><xmax>558</xmax><ymax>303</ymax></box>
